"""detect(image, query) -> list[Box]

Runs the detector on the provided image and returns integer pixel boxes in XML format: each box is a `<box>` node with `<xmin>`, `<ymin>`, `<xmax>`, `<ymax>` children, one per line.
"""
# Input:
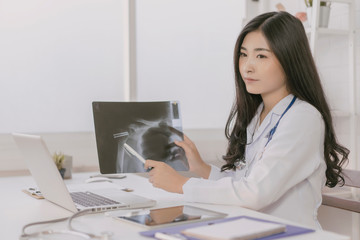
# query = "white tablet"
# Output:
<box><xmin>111</xmin><ymin>205</ymin><xmax>227</xmax><ymax>229</ymax></box>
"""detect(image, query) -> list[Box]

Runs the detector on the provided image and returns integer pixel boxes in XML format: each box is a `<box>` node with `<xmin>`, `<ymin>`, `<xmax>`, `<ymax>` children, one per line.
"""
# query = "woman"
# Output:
<box><xmin>145</xmin><ymin>11</ymin><xmax>349</xmax><ymax>229</ymax></box>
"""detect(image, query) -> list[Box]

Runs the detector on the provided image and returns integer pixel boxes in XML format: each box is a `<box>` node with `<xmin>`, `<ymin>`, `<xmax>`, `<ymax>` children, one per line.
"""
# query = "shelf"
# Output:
<box><xmin>305</xmin><ymin>27</ymin><xmax>349</xmax><ymax>35</ymax></box>
<box><xmin>321</xmin><ymin>0</ymin><xmax>353</xmax><ymax>4</ymax></box>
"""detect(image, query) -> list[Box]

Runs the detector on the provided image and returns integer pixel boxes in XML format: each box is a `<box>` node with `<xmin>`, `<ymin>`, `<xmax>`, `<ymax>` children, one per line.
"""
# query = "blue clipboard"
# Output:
<box><xmin>140</xmin><ymin>215</ymin><xmax>315</xmax><ymax>240</ymax></box>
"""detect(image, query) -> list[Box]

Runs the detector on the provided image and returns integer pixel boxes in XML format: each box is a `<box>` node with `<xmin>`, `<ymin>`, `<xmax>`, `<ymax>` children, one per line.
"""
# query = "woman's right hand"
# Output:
<box><xmin>175</xmin><ymin>135</ymin><xmax>211</xmax><ymax>179</ymax></box>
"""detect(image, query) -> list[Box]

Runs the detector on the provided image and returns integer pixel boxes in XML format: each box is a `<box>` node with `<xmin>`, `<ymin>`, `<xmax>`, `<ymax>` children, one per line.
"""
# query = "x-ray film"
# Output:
<box><xmin>92</xmin><ymin>101</ymin><xmax>188</xmax><ymax>173</ymax></box>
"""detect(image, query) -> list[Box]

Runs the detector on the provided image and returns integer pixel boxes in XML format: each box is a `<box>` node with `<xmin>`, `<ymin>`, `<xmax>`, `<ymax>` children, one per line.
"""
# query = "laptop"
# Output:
<box><xmin>12</xmin><ymin>133</ymin><xmax>156</xmax><ymax>213</ymax></box>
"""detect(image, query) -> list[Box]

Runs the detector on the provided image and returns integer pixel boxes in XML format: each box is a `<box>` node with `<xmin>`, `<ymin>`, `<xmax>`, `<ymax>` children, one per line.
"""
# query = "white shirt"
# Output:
<box><xmin>182</xmin><ymin>94</ymin><xmax>327</xmax><ymax>229</ymax></box>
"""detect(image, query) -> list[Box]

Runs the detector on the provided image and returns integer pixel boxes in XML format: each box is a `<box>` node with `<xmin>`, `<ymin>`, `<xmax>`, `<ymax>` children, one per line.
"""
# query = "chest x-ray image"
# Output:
<box><xmin>92</xmin><ymin>101</ymin><xmax>188</xmax><ymax>173</ymax></box>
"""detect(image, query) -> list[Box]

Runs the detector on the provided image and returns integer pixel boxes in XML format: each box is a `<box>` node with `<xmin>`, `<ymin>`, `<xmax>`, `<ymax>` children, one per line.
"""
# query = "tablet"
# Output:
<box><xmin>112</xmin><ymin>205</ymin><xmax>227</xmax><ymax>229</ymax></box>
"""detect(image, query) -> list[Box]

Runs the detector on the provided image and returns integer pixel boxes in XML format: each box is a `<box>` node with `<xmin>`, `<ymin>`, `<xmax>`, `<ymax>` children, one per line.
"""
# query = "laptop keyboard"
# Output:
<box><xmin>70</xmin><ymin>191</ymin><xmax>120</xmax><ymax>207</ymax></box>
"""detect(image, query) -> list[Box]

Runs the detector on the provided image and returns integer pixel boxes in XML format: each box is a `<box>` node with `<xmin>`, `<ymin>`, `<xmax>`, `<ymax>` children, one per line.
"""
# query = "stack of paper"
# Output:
<box><xmin>182</xmin><ymin>218</ymin><xmax>286</xmax><ymax>240</ymax></box>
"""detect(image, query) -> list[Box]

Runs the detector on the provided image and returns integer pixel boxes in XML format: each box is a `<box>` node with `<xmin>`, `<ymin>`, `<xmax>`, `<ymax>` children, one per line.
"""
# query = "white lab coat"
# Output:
<box><xmin>182</xmin><ymin>94</ymin><xmax>327</xmax><ymax>229</ymax></box>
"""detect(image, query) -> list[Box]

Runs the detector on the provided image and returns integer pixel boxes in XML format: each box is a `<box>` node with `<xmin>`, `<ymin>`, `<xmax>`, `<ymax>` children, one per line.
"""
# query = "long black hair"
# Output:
<box><xmin>221</xmin><ymin>11</ymin><xmax>349</xmax><ymax>188</ymax></box>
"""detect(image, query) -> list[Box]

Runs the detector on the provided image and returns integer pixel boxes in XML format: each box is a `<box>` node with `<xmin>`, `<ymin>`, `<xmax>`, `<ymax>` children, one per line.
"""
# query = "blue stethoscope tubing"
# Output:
<box><xmin>264</xmin><ymin>96</ymin><xmax>297</xmax><ymax>147</ymax></box>
<box><xmin>235</xmin><ymin>95</ymin><xmax>297</xmax><ymax>170</ymax></box>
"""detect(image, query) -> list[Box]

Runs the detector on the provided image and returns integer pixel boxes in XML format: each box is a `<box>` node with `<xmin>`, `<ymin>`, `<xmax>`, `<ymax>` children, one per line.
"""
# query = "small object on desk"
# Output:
<box><xmin>121</xmin><ymin>188</ymin><xmax>134</xmax><ymax>192</ymax></box>
<box><xmin>52</xmin><ymin>153</ymin><xmax>73</xmax><ymax>179</ymax></box>
<box><xmin>182</xmin><ymin>218</ymin><xmax>286</xmax><ymax>240</ymax></box>
<box><xmin>85</xmin><ymin>177</ymin><xmax>113</xmax><ymax>183</ymax></box>
<box><xmin>155</xmin><ymin>232</ymin><xmax>186</xmax><ymax>240</ymax></box>
<box><xmin>119</xmin><ymin>205</ymin><xmax>226</xmax><ymax>230</ymax></box>
<box><xmin>22</xmin><ymin>188</ymin><xmax>44</xmax><ymax>199</ymax></box>
<box><xmin>90</xmin><ymin>173</ymin><xmax>127</xmax><ymax>179</ymax></box>
<box><xmin>62</xmin><ymin>155</ymin><xmax>73</xmax><ymax>179</ymax></box>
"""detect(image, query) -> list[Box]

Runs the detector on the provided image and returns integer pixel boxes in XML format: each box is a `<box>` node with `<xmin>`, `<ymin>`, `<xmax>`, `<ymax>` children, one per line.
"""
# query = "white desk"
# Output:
<box><xmin>0</xmin><ymin>172</ymin><xmax>350</xmax><ymax>240</ymax></box>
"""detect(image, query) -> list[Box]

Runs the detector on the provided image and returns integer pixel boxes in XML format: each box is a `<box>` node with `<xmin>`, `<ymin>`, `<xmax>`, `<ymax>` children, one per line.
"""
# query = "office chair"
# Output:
<box><xmin>322</xmin><ymin>169</ymin><xmax>360</xmax><ymax>213</ymax></box>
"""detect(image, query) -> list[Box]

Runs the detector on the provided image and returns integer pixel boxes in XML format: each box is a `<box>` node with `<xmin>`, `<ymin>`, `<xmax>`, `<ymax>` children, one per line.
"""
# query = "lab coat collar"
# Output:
<box><xmin>248</xmin><ymin>94</ymin><xmax>295</xmax><ymax>144</ymax></box>
<box><xmin>270</xmin><ymin>94</ymin><xmax>295</xmax><ymax>116</ymax></box>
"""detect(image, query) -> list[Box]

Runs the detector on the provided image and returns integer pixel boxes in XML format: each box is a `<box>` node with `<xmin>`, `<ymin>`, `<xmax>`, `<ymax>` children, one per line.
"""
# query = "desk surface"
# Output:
<box><xmin>0</xmin><ymin>172</ymin><xmax>350</xmax><ymax>240</ymax></box>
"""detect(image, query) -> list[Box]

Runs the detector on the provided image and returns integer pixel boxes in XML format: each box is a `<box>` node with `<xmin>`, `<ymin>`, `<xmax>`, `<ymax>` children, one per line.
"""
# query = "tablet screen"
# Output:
<box><xmin>117</xmin><ymin>205</ymin><xmax>227</xmax><ymax>228</ymax></box>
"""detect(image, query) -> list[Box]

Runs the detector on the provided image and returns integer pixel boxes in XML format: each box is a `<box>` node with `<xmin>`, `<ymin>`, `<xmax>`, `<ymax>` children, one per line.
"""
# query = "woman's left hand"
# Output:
<box><xmin>145</xmin><ymin>160</ymin><xmax>189</xmax><ymax>194</ymax></box>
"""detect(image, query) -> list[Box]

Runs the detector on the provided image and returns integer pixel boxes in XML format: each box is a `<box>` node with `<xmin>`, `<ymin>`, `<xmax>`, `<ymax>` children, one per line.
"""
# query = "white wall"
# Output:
<box><xmin>0</xmin><ymin>1</ymin><xmax>244</xmax><ymax>173</ymax></box>
<box><xmin>0</xmin><ymin>0</ymin><xmax>243</xmax><ymax>133</ymax></box>
<box><xmin>0</xmin><ymin>0</ymin><xmax>125</xmax><ymax>133</ymax></box>
<box><xmin>135</xmin><ymin>0</ymin><xmax>242</xmax><ymax>129</ymax></box>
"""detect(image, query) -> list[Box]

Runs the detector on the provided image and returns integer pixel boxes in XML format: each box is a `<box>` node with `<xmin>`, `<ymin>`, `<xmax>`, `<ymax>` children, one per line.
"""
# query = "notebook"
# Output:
<box><xmin>140</xmin><ymin>216</ymin><xmax>314</xmax><ymax>240</ymax></box>
<box><xmin>182</xmin><ymin>218</ymin><xmax>286</xmax><ymax>240</ymax></box>
<box><xmin>92</xmin><ymin>101</ymin><xmax>188</xmax><ymax>174</ymax></box>
<box><xmin>12</xmin><ymin>133</ymin><xmax>156</xmax><ymax>213</ymax></box>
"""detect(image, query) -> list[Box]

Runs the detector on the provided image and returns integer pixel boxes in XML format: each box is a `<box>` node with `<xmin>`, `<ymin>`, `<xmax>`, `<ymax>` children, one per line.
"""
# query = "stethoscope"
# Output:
<box><xmin>19</xmin><ymin>209</ymin><xmax>113</xmax><ymax>240</ymax></box>
<box><xmin>264</xmin><ymin>95</ymin><xmax>297</xmax><ymax>147</ymax></box>
<box><xmin>235</xmin><ymin>96</ymin><xmax>297</xmax><ymax>170</ymax></box>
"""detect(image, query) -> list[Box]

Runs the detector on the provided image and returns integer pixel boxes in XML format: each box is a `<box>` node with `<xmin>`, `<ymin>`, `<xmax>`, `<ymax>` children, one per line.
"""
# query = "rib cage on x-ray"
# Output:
<box><xmin>93</xmin><ymin>101</ymin><xmax>188</xmax><ymax>173</ymax></box>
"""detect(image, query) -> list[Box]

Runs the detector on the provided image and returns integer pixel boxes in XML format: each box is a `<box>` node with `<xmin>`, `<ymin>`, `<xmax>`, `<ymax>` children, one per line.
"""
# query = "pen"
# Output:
<box><xmin>90</xmin><ymin>174</ymin><xmax>127</xmax><ymax>179</ymax></box>
<box><xmin>123</xmin><ymin>143</ymin><xmax>146</xmax><ymax>164</ymax></box>
<box><xmin>154</xmin><ymin>232</ymin><xmax>186</xmax><ymax>240</ymax></box>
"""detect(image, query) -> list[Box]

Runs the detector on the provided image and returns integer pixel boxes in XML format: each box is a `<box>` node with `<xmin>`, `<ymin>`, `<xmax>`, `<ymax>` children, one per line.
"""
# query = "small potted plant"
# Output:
<box><xmin>305</xmin><ymin>0</ymin><xmax>331</xmax><ymax>28</ymax></box>
<box><xmin>53</xmin><ymin>152</ymin><xmax>66</xmax><ymax>178</ymax></box>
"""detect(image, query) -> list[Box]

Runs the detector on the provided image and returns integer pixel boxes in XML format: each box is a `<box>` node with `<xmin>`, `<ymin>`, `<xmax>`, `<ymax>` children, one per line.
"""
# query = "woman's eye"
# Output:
<box><xmin>257</xmin><ymin>54</ymin><xmax>267</xmax><ymax>59</ymax></box>
<box><xmin>240</xmin><ymin>52</ymin><xmax>247</xmax><ymax>57</ymax></box>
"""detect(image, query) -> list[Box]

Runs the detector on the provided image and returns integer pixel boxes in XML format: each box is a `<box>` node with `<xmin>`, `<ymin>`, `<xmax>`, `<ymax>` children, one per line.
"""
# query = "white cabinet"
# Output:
<box><xmin>306</xmin><ymin>0</ymin><xmax>358</xmax><ymax>171</ymax></box>
<box><xmin>306</xmin><ymin>1</ymin><xmax>359</xmax><ymax>239</ymax></box>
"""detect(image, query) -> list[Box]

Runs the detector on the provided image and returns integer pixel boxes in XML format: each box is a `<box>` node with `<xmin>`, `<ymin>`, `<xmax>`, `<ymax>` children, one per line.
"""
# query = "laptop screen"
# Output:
<box><xmin>92</xmin><ymin>101</ymin><xmax>188</xmax><ymax>174</ymax></box>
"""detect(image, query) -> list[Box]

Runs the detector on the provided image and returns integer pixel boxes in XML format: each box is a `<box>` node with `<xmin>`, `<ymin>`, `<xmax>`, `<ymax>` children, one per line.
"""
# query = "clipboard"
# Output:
<box><xmin>140</xmin><ymin>216</ymin><xmax>315</xmax><ymax>240</ymax></box>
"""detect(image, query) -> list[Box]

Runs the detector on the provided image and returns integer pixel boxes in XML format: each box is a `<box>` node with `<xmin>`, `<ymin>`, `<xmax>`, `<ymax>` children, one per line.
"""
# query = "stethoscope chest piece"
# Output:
<box><xmin>235</xmin><ymin>159</ymin><xmax>246</xmax><ymax>170</ymax></box>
